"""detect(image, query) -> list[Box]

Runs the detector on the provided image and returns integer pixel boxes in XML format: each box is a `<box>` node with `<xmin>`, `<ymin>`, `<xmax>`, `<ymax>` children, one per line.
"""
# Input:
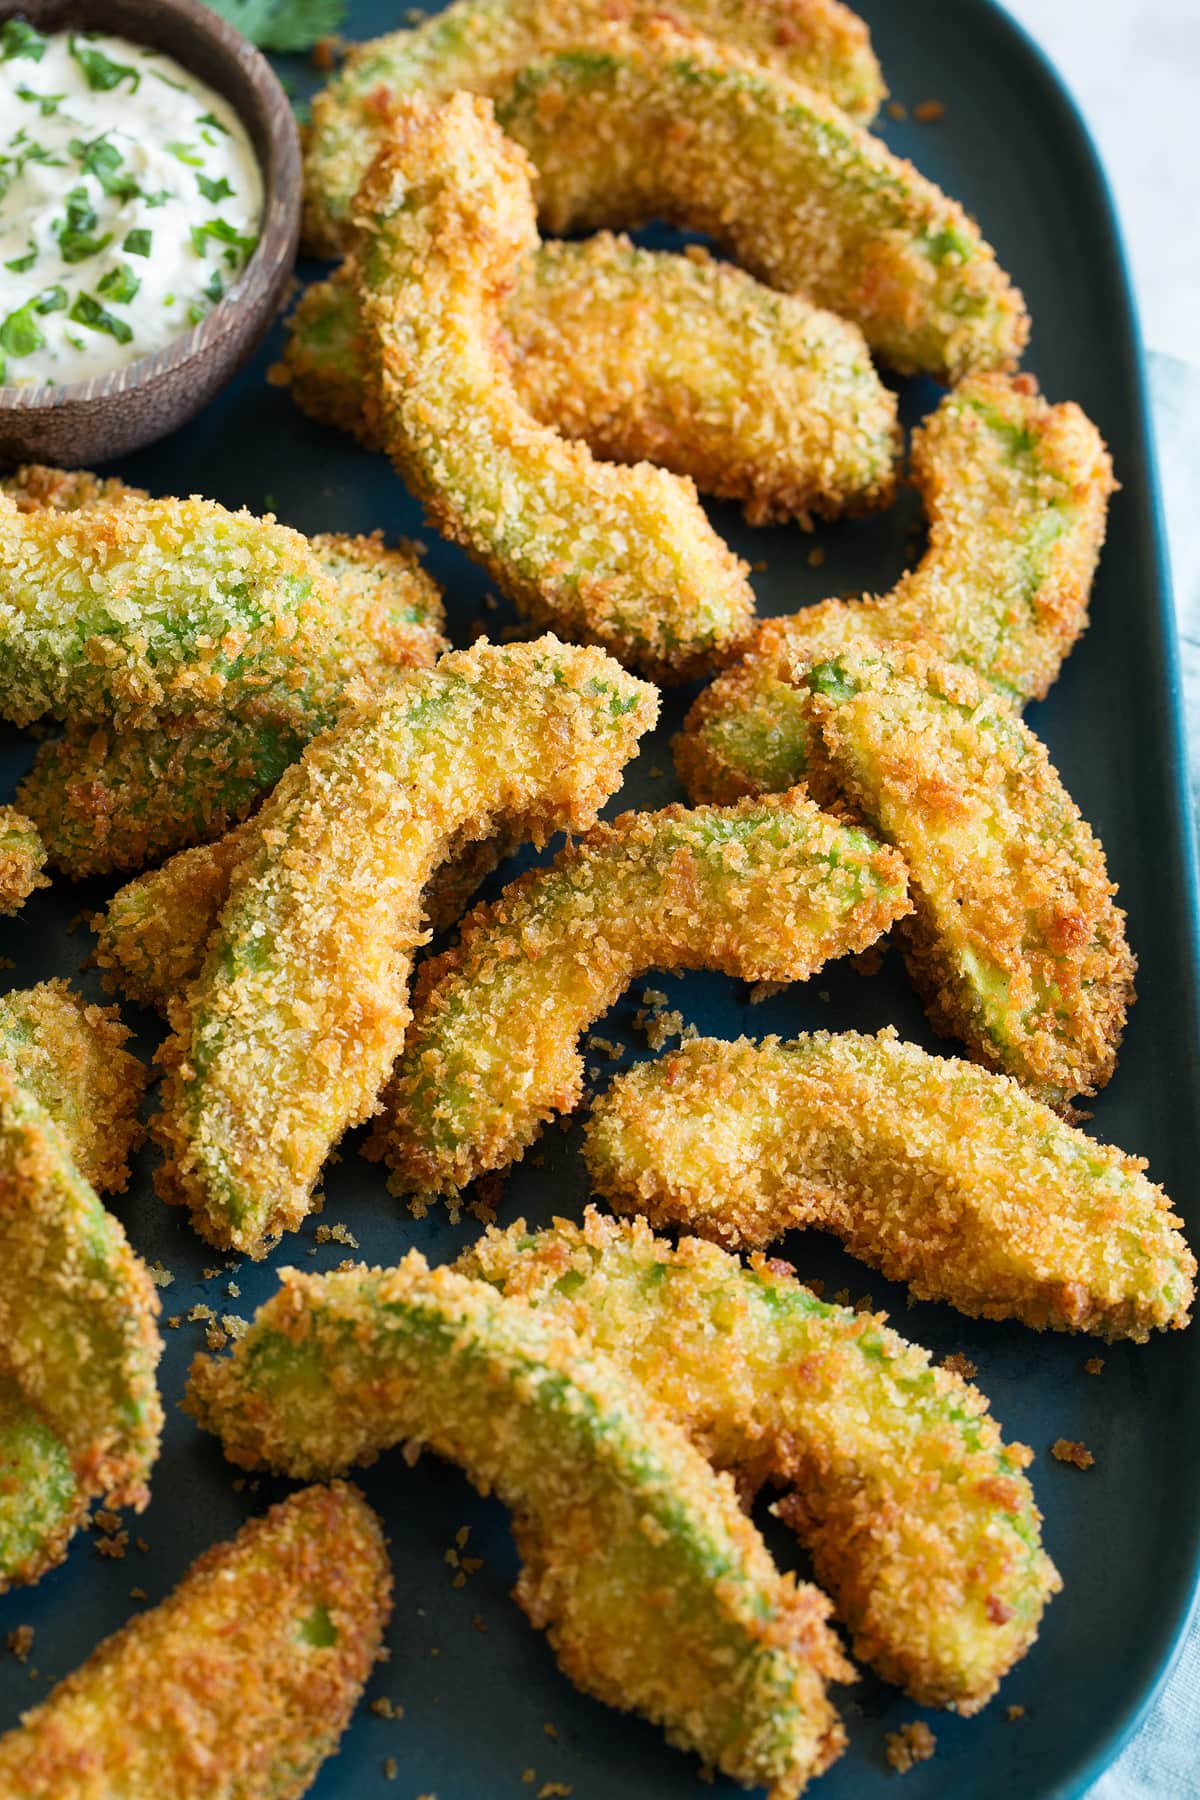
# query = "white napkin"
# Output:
<box><xmin>1086</xmin><ymin>350</ymin><xmax>1200</xmax><ymax>1797</ymax></box>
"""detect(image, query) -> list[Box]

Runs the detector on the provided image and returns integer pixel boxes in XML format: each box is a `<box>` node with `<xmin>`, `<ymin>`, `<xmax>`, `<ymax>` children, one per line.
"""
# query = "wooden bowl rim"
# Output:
<box><xmin>0</xmin><ymin>0</ymin><xmax>300</xmax><ymax>409</ymax></box>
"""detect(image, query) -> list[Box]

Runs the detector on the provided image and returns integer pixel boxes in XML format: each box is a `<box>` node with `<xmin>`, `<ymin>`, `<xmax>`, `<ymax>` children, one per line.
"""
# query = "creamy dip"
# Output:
<box><xmin>0</xmin><ymin>17</ymin><xmax>263</xmax><ymax>386</ymax></box>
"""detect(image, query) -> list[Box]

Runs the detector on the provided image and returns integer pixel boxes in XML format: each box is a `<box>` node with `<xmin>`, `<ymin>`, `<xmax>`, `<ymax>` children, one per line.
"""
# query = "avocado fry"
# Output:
<box><xmin>151</xmin><ymin>637</ymin><xmax>657</xmax><ymax>1258</ymax></box>
<box><xmin>583</xmin><ymin>1031</ymin><xmax>1192</xmax><ymax>1341</ymax></box>
<box><xmin>351</xmin><ymin>93</ymin><xmax>756</xmax><ymax>682</ymax></box>
<box><xmin>374</xmin><ymin>791</ymin><xmax>910</xmax><ymax>1200</ymax></box>
<box><xmin>0</xmin><ymin>1483</ymin><xmax>391</xmax><ymax>1800</ymax></box>
<box><xmin>187</xmin><ymin>1256</ymin><xmax>849</xmax><ymax>1797</ymax></box>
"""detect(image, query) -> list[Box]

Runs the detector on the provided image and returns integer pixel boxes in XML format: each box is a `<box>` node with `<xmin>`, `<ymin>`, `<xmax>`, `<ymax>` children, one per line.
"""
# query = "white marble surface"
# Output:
<box><xmin>993</xmin><ymin>6</ymin><xmax>1200</xmax><ymax>1794</ymax></box>
<box><xmin>1000</xmin><ymin>0</ymin><xmax>1200</xmax><ymax>366</ymax></box>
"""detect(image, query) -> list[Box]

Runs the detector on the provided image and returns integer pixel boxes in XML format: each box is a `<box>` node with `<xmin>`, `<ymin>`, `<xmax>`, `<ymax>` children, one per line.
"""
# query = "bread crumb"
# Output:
<box><xmin>1084</xmin><ymin>1357</ymin><xmax>1105</xmax><ymax>1375</ymax></box>
<box><xmin>1007</xmin><ymin>1704</ymin><xmax>1026</xmax><ymax>1721</ymax></box>
<box><xmin>370</xmin><ymin>1697</ymin><xmax>404</xmax><ymax>1719</ymax></box>
<box><xmin>914</xmin><ymin>99</ymin><xmax>945</xmax><ymax>122</ymax></box>
<box><xmin>538</xmin><ymin>1785</ymin><xmax>573</xmax><ymax>1798</ymax></box>
<box><xmin>7</xmin><ymin>1627</ymin><xmax>33</xmax><ymax>1662</ymax></box>
<box><xmin>748</xmin><ymin>980</ymin><xmax>787</xmax><ymax>1004</ymax></box>
<box><xmin>1051</xmin><ymin>1438</ymin><xmax>1095</xmax><ymax>1469</ymax></box>
<box><xmin>521</xmin><ymin>1774</ymin><xmax>536</xmax><ymax>1787</ymax></box>
<box><xmin>315</xmin><ymin>1221</ymin><xmax>360</xmax><ymax>1248</ymax></box>
<box><xmin>887</xmin><ymin>99</ymin><xmax>907</xmax><ymax>119</ymax></box>
<box><xmin>884</xmin><ymin>1721</ymin><xmax>936</xmax><ymax>1772</ymax></box>
<box><xmin>543</xmin><ymin>1722</ymin><xmax>558</xmax><ymax>1740</ymax></box>
<box><xmin>941</xmin><ymin>1352</ymin><xmax>977</xmax><ymax>1380</ymax></box>
<box><xmin>807</xmin><ymin>547</ymin><xmax>826</xmax><ymax>568</ymax></box>
<box><xmin>148</xmin><ymin>1262</ymin><xmax>174</xmax><ymax>1289</ymax></box>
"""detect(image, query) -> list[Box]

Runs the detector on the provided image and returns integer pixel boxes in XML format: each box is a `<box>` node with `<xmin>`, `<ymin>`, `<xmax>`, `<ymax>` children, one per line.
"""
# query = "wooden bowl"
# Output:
<box><xmin>0</xmin><ymin>0</ymin><xmax>300</xmax><ymax>467</ymax></box>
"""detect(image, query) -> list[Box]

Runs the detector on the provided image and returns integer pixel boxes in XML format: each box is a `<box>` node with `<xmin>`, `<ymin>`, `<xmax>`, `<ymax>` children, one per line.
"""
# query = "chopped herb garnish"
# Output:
<box><xmin>3</xmin><ymin>245</ymin><xmax>36</xmax><ymax>274</ymax></box>
<box><xmin>143</xmin><ymin>189</ymin><xmax>172</xmax><ymax>209</ymax></box>
<box><xmin>16</xmin><ymin>84</ymin><xmax>63</xmax><ymax>115</ymax></box>
<box><xmin>203</xmin><ymin>269</ymin><xmax>225</xmax><ymax>304</ymax></box>
<box><xmin>197</xmin><ymin>172</ymin><xmax>235</xmax><ymax>203</ymax></box>
<box><xmin>69</xmin><ymin>35</ymin><xmax>140</xmax><ymax>93</ymax></box>
<box><xmin>166</xmin><ymin>141</ymin><xmax>204</xmax><ymax>167</ymax></box>
<box><xmin>69</xmin><ymin>291</ymin><xmax>134</xmax><ymax>344</ymax></box>
<box><xmin>33</xmin><ymin>285</ymin><xmax>67</xmax><ymax>314</ymax></box>
<box><xmin>97</xmin><ymin>263</ymin><xmax>141</xmax><ymax>304</ymax></box>
<box><xmin>149</xmin><ymin>67</ymin><xmax>187</xmax><ymax>92</ymax></box>
<box><xmin>190</xmin><ymin>215</ymin><xmax>257</xmax><ymax>269</ymax></box>
<box><xmin>186</xmin><ymin>298</ymin><xmax>208</xmax><ymax>325</ymax></box>
<box><xmin>196</xmin><ymin>111</ymin><xmax>230</xmax><ymax>135</ymax></box>
<box><xmin>53</xmin><ymin>187</ymin><xmax>113</xmax><ymax>263</ymax></box>
<box><xmin>69</xmin><ymin>134</ymin><xmax>140</xmax><ymax>201</ymax></box>
<box><xmin>197</xmin><ymin>0</ymin><xmax>345</xmax><ymax>54</ymax></box>
<box><xmin>0</xmin><ymin>18</ymin><xmax>47</xmax><ymax>61</ymax></box>
<box><xmin>0</xmin><ymin>303</ymin><xmax>45</xmax><ymax>359</ymax></box>
<box><xmin>123</xmin><ymin>227</ymin><xmax>153</xmax><ymax>257</ymax></box>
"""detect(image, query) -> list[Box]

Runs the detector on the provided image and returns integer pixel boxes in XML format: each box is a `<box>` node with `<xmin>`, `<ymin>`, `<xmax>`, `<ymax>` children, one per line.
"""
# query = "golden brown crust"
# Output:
<box><xmin>804</xmin><ymin>645</ymin><xmax>1134</xmax><ymax>1109</ymax></box>
<box><xmin>284</xmin><ymin>240</ymin><xmax>900</xmax><ymax>526</ymax></box>
<box><xmin>0</xmin><ymin>807</ymin><xmax>48</xmax><ymax>916</ymax></box>
<box><xmin>0</xmin><ymin>1484</ymin><xmax>391</xmax><ymax>1800</ymax></box>
<box><xmin>675</xmin><ymin>373</ymin><xmax>1116</xmax><ymax>804</ymax></box>
<box><xmin>352</xmin><ymin>93</ymin><xmax>756</xmax><ymax>683</ymax></box>
<box><xmin>375</xmin><ymin>790</ymin><xmax>910</xmax><ymax>1198</ymax></box>
<box><xmin>303</xmin><ymin>0</ymin><xmax>886</xmax><ymax>253</ymax></box>
<box><xmin>0</xmin><ymin>980</ymin><xmax>147</xmax><ymax>1195</ymax></box>
<box><xmin>583</xmin><ymin>1031</ymin><xmax>1194</xmax><ymax>1341</ymax></box>
<box><xmin>150</xmin><ymin>638</ymin><xmax>656</xmax><ymax>1257</ymax></box>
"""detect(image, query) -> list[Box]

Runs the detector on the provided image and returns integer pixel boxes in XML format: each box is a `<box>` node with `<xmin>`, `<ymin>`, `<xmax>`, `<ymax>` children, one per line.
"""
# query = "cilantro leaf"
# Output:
<box><xmin>69</xmin><ymin>291</ymin><xmax>134</xmax><ymax>344</ymax></box>
<box><xmin>0</xmin><ymin>18</ymin><xmax>47</xmax><ymax>61</ymax></box>
<box><xmin>0</xmin><ymin>303</ymin><xmax>45</xmax><ymax>360</ymax></box>
<box><xmin>97</xmin><ymin>263</ymin><xmax>141</xmax><ymax>304</ymax></box>
<box><xmin>52</xmin><ymin>187</ymin><xmax>114</xmax><ymax>264</ymax></box>
<box><xmin>70</xmin><ymin>34</ymin><xmax>140</xmax><ymax>92</ymax></box>
<box><xmin>17</xmin><ymin>84</ymin><xmax>64</xmax><ymax>115</ymax></box>
<box><xmin>70</xmin><ymin>134</ymin><xmax>141</xmax><ymax>201</ymax></box>
<box><xmin>199</xmin><ymin>0</ymin><xmax>345</xmax><ymax>55</ymax></box>
<box><xmin>196</xmin><ymin>173</ymin><xmax>235</xmax><ymax>203</ymax></box>
<box><xmin>123</xmin><ymin>228</ymin><xmax>153</xmax><ymax>257</ymax></box>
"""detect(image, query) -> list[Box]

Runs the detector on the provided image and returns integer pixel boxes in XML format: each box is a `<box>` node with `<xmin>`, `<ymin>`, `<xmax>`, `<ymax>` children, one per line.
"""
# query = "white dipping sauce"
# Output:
<box><xmin>0</xmin><ymin>18</ymin><xmax>263</xmax><ymax>386</ymax></box>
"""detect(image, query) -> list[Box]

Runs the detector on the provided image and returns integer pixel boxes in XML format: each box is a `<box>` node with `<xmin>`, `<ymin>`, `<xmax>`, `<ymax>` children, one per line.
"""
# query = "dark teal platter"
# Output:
<box><xmin>2</xmin><ymin>0</ymin><xmax>1198</xmax><ymax>1794</ymax></box>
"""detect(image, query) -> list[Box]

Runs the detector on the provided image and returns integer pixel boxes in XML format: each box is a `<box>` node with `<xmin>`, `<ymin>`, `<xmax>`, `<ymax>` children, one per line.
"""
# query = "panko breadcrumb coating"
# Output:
<box><xmin>286</xmin><ymin>238</ymin><xmax>900</xmax><ymax>525</ymax></box>
<box><xmin>14</xmin><ymin>505</ymin><xmax>447</xmax><ymax>875</ymax></box>
<box><xmin>152</xmin><ymin>638</ymin><xmax>657</xmax><ymax>1259</ymax></box>
<box><xmin>303</xmin><ymin>0</ymin><xmax>884</xmax><ymax>253</ymax></box>
<box><xmin>675</xmin><ymin>374</ymin><xmax>1115</xmax><ymax>803</ymax></box>
<box><xmin>0</xmin><ymin>1070</ymin><xmax>162</xmax><ymax>1514</ymax></box>
<box><xmin>0</xmin><ymin>1483</ymin><xmax>391</xmax><ymax>1800</ymax></box>
<box><xmin>583</xmin><ymin>1032</ymin><xmax>1194</xmax><ymax>1341</ymax></box>
<box><xmin>187</xmin><ymin>1255</ymin><xmax>848</xmax><ymax>1797</ymax></box>
<box><xmin>93</xmin><ymin>819</ymin><xmax>260</xmax><ymax>1014</ymax></box>
<box><xmin>493</xmin><ymin>26</ymin><xmax>1027</xmax><ymax>381</ymax></box>
<box><xmin>352</xmin><ymin>93</ymin><xmax>755</xmax><ymax>682</ymax></box>
<box><xmin>93</xmin><ymin>815</ymin><xmax>515</xmax><ymax>1017</ymax></box>
<box><xmin>1</xmin><ymin>464</ymin><xmax>142</xmax><ymax>513</ymax></box>
<box><xmin>0</xmin><ymin>493</ymin><xmax>347</xmax><ymax>730</ymax></box>
<box><xmin>0</xmin><ymin>979</ymin><xmax>146</xmax><ymax>1194</ymax></box>
<box><xmin>804</xmin><ymin>646</ymin><xmax>1134</xmax><ymax>1109</ymax></box>
<box><xmin>0</xmin><ymin>808</ymin><xmax>47</xmax><ymax>915</ymax></box>
<box><xmin>0</xmin><ymin>984</ymin><xmax>148</xmax><ymax>1592</ymax></box>
<box><xmin>460</xmin><ymin>1210</ymin><xmax>1059</xmax><ymax>1713</ymax></box>
<box><xmin>0</xmin><ymin>1373</ymin><xmax>84</xmax><ymax>1598</ymax></box>
<box><xmin>374</xmin><ymin>790</ymin><xmax>910</xmax><ymax>1199</ymax></box>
